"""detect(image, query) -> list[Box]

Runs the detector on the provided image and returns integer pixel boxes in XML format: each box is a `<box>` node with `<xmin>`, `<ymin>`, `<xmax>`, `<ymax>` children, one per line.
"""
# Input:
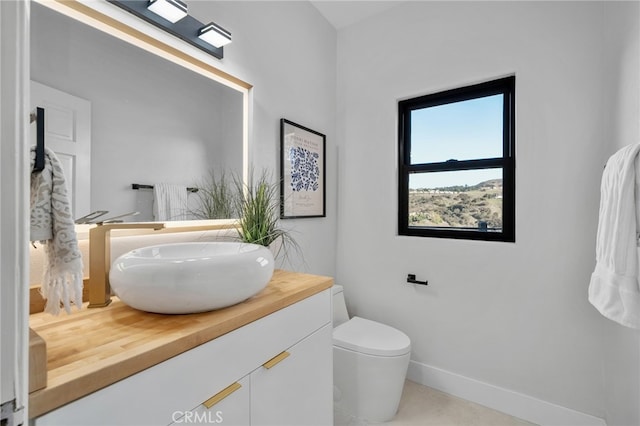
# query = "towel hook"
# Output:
<box><xmin>32</xmin><ymin>107</ymin><xmax>45</xmax><ymax>173</ymax></box>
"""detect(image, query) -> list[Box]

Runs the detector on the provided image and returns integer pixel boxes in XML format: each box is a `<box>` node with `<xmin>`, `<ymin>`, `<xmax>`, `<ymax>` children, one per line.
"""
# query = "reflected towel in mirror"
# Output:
<box><xmin>30</xmin><ymin>146</ymin><xmax>83</xmax><ymax>315</ymax></box>
<box><xmin>153</xmin><ymin>183</ymin><xmax>189</xmax><ymax>221</ymax></box>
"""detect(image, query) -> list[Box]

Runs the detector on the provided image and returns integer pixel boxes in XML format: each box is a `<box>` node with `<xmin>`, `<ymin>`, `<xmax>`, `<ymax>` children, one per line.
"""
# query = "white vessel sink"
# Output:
<box><xmin>109</xmin><ymin>242</ymin><xmax>274</xmax><ymax>314</ymax></box>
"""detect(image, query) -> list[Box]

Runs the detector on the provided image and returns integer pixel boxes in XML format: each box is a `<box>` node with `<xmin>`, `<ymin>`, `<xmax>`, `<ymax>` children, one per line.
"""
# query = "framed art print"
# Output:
<box><xmin>280</xmin><ymin>119</ymin><xmax>326</xmax><ymax>218</ymax></box>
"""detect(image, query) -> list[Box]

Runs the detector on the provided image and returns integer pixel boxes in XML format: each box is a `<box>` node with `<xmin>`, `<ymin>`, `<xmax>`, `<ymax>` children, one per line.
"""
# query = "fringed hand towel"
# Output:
<box><xmin>30</xmin><ymin>146</ymin><xmax>83</xmax><ymax>315</ymax></box>
<box><xmin>153</xmin><ymin>183</ymin><xmax>189</xmax><ymax>221</ymax></box>
<box><xmin>589</xmin><ymin>144</ymin><xmax>640</xmax><ymax>329</ymax></box>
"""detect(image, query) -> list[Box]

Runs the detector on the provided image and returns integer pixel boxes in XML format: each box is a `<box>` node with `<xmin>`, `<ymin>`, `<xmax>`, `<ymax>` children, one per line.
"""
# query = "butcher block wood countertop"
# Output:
<box><xmin>28</xmin><ymin>270</ymin><xmax>333</xmax><ymax>418</ymax></box>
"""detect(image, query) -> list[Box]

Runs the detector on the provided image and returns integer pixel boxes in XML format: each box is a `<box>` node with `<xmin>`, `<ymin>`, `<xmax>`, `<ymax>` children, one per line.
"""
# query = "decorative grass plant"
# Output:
<box><xmin>192</xmin><ymin>168</ymin><xmax>301</xmax><ymax>263</ymax></box>
<box><xmin>234</xmin><ymin>169</ymin><xmax>300</xmax><ymax>262</ymax></box>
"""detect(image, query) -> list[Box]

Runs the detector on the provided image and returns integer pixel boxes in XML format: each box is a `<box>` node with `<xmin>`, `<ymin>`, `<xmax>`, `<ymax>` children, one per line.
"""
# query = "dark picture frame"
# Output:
<box><xmin>280</xmin><ymin>119</ymin><xmax>326</xmax><ymax>218</ymax></box>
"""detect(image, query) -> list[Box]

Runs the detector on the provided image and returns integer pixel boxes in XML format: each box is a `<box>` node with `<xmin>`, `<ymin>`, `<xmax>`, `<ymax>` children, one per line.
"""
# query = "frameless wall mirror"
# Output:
<box><xmin>30</xmin><ymin>0</ymin><xmax>250</xmax><ymax>222</ymax></box>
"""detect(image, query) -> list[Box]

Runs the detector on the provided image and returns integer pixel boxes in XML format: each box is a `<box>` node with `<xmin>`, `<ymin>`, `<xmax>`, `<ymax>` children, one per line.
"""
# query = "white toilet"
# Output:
<box><xmin>332</xmin><ymin>285</ymin><xmax>411</xmax><ymax>424</ymax></box>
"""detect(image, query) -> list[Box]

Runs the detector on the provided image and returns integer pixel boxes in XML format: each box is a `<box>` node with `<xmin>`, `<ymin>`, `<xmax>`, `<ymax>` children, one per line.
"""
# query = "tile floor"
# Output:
<box><xmin>383</xmin><ymin>380</ymin><xmax>536</xmax><ymax>426</ymax></box>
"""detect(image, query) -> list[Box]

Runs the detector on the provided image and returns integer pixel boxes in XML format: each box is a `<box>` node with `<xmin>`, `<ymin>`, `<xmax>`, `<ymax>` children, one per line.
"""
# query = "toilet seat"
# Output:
<box><xmin>333</xmin><ymin>316</ymin><xmax>411</xmax><ymax>357</ymax></box>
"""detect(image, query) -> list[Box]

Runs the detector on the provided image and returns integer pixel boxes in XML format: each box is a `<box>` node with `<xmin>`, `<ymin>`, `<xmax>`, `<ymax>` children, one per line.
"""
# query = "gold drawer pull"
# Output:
<box><xmin>262</xmin><ymin>351</ymin><xmax>290</xmax><ymax>369</ymax></box>
<box><xmin>203</xmin><ymin>382</ymin><xmax>242</xmax><ymax>409</ymax></box>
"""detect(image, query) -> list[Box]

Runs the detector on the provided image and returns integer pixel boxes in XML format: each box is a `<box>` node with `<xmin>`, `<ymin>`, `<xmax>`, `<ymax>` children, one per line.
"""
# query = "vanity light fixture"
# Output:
<box><xmin>108</xmin><ymin>0</ymin><xmax>229</xmax><ymax>59</ymax></box>
<box><xmin>198</xmin><ymin>22</ymin><xmax>232</xmax><ymax>48</ymax></box>
<box><xmin>147</xmin><ymin>0</ymin><xmax>187</xmax><ymax>23</ymax></box>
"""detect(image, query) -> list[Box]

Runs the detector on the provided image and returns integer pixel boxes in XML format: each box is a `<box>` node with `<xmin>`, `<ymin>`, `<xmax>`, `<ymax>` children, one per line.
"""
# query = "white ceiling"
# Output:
<box><xmin>310</xmin><ymin>1</ymin><xmax>404</xmax><ymax>30</ymax></box>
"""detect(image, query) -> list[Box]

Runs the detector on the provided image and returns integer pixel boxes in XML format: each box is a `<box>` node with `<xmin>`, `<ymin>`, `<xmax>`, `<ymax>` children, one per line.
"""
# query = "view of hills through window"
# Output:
<box><xmin>409</xmin><ymin>175</ymin><xmax>503</xmax><ymax>230</ymax></box>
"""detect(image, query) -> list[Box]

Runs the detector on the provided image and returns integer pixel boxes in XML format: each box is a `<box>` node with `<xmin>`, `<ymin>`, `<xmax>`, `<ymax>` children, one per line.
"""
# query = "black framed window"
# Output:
<box><xmin>398</xmin><ymin>76</ymin><xmax>515</xmax><ymax>242</ymax></box>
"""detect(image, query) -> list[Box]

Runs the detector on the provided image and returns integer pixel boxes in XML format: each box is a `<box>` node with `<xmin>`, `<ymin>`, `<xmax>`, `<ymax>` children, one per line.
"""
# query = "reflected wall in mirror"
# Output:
<box><xmin>30</xmin><ymin>2</ymin><xmax>244</xmax><ymax>221</ymax></box>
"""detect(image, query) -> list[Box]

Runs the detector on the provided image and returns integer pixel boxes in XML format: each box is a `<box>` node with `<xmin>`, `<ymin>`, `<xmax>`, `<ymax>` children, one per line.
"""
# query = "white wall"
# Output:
<box><xmin>187</xmin><ymin>1</ymin><xmax>338</xmax><ymax>274</ymax></box>
<box><xmin>337</xmin><ymin>1</ymin><xmax>612</xmax><ymax>421</ymax></box>
<box><xmin>601</xmin><ymin>2</ymin><xmax>640</xmax><ymax>425</ymax></box>
<box><xmin>31</xmin><ymin>3</ymin><xmax>243</xmax><ymax>221</ymax></box>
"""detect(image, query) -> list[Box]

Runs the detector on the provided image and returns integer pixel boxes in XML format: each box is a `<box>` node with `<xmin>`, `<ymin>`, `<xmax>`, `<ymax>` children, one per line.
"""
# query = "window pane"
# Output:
<box><xmin>410</xmin><ymin>94</ymin><xmax>503</xmax><ymax>164</ymax></box>
<box><xmin>408</xmin><ymin>169</ymin><xmax>503</xmax><ymax>231</ymax></box>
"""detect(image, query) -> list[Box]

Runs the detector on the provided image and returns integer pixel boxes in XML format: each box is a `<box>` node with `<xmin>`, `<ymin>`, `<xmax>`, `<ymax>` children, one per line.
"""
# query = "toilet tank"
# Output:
<box><xmin>332</xmin><ymin>285</ymin><xmax>350</xmax><ymax>327</ymax></box>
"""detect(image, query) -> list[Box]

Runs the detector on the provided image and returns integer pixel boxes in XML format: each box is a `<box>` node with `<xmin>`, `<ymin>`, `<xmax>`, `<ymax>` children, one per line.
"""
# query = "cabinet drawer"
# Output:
<box><xmin>34</xmin><ymin>289</ymin><xmax>330</xmax><ymax>426</ymax></box>
<box><xmin>251</xmin><ymin>324</ymin><xmax>333</xmax><ymax>426</ymax></box>
<box><xmin>169</xmin><ymin>375</ymin><xmax>250</xmax><ymax>426</ymax></box>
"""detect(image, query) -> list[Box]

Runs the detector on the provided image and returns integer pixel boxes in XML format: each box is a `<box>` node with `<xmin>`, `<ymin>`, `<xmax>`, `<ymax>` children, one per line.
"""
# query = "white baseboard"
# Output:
<box><xmin>406</xmin><ymin>360</ymin><xmax>606</xmax><ymax>426</ymax></box>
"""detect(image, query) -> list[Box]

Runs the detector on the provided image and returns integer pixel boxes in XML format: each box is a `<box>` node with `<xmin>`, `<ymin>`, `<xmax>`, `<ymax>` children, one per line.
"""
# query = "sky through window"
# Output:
<box><xmin>409</xmin><ymin>94</ymin><xmax>503</xmax><ymax>188</ymax></box>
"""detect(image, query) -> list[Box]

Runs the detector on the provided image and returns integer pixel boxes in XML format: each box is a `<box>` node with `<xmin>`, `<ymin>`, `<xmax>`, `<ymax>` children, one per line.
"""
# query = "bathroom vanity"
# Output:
<box><xmin>29</xmin><ymin>270</ymin><xmax>333</xmax><ymax>425</ymax></box>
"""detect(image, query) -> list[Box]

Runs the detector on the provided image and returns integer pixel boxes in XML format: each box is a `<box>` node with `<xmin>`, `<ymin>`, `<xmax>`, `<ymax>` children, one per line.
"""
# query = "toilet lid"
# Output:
<box><xmin>333</xmin><ymin>316</ymin><xmax>411</xmax><ymax>357</ymax></box>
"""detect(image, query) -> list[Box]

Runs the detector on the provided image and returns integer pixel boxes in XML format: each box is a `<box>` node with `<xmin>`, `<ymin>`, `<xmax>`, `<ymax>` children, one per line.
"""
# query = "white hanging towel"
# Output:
<box><xmin>153</xmin><ymin>183</ymin><xmax>189</xmax><ymax>221</ymax></box>
<box><xmin>589</xmin><ymin>143</ymin><xmax>640</xmax><ymax>329</ymax></box>
<box><xmin>30</xmin><ymin>146</ymin><xmax>84</xmax><ymax>315</ymax></box>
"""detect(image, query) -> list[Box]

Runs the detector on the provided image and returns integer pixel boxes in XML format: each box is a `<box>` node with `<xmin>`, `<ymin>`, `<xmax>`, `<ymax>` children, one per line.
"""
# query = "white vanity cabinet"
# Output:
<box><xmin>172</xmin><ymin>324</ymin><xmax>332</xmax><ymax>426</ymax></box>
<box><xmin>33</xmin><ymin>289</ymin><xmax>332</xmax><ymax>426</ymax></box>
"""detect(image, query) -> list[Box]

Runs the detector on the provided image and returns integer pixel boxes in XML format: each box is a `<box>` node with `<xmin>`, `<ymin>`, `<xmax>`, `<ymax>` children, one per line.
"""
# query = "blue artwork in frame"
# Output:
<box><xmin>280</xmin><ymin>119</ymin><xmax>326</xmax><ymax>218</ymax></box>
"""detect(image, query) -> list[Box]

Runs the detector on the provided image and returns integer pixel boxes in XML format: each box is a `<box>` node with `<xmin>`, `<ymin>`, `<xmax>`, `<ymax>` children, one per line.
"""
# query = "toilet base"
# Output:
<box><xmin>333</xmin><ymin>346</ymin><xmax>410</xmax><ymax>424</ymax></box>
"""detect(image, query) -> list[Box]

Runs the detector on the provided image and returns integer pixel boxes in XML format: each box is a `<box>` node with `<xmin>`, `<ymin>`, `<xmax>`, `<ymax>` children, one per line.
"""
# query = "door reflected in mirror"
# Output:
<box><xmin>30</xmin><ymin>2</ymin><xmax>246</xmax><ymax>222</ymax></box>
